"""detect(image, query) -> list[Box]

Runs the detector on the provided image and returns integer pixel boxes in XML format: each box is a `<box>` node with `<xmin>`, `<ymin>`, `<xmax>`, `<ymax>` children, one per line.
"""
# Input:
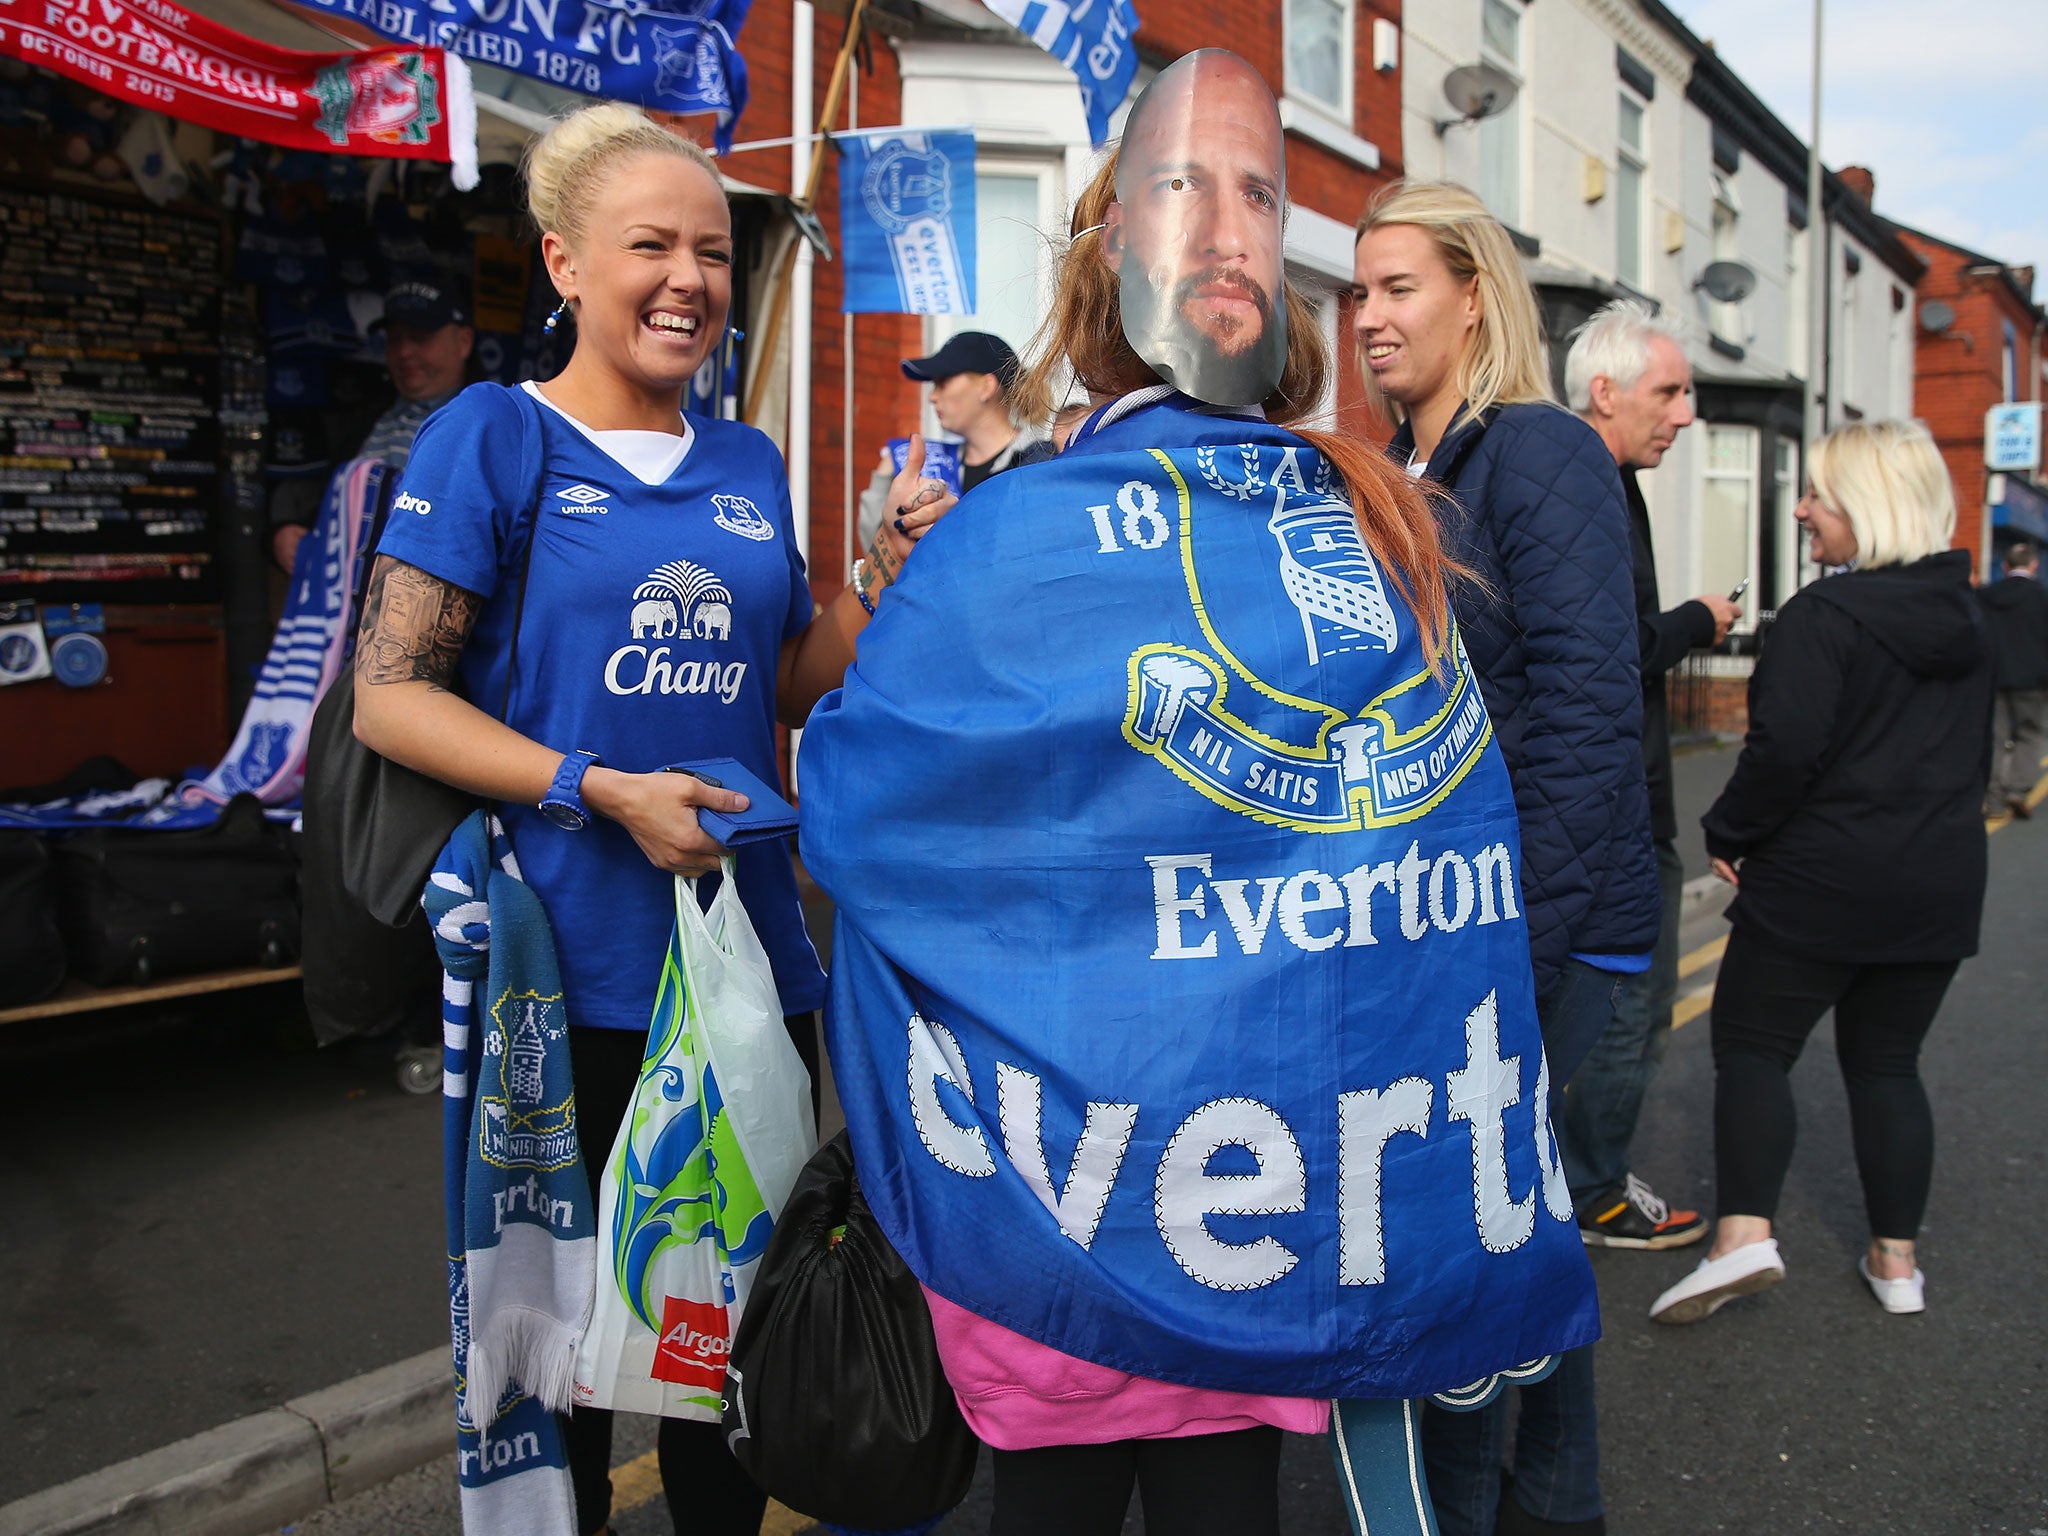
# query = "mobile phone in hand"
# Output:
<box><xmin>1727</xmin><ymin>576</ymin><xmax>1751</xmax><ymax>603</ymax></box>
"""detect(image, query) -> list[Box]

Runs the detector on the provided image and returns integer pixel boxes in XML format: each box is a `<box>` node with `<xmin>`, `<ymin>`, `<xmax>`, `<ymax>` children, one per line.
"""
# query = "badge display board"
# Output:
<box><xmin>0</xmin><ymin>184</ymin><xmax>226</xmax><ymax>604</ymax></box>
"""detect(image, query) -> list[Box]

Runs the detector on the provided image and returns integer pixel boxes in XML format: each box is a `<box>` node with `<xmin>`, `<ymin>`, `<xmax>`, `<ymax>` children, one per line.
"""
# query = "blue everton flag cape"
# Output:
<box><xmin>800</xmin><ymin>396</ymin><xmax>1599</xmax><ymax>1401</ymax></box>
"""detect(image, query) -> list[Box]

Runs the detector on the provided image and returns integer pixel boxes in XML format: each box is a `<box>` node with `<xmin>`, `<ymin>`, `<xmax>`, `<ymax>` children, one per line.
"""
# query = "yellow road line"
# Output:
<box><xmin>611</xmin><ymin>1450</ymin><xmax>815</xmax><ymax>1534</ymax></box>
<box><xmin>1986</xmin><ymin>764</ymin><xmax>2048</xmax><ymax>833</ymax></box>
<box><xmin>1672</xmin><ymin>988</ymin><xmax>1714</xmax><ymax>1030</ymax></box>
<box><xmin>1677</xmin><ymin>935</ymin><xmax>1726</xmax><ymax>979</ymax></box>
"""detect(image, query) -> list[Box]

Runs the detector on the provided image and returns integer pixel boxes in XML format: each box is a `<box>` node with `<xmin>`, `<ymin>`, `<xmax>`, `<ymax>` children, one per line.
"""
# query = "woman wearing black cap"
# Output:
<box><xmin>858</xmin><ymin>330</ymin><xmax>1051</xmax><ymax>546</ymax></box>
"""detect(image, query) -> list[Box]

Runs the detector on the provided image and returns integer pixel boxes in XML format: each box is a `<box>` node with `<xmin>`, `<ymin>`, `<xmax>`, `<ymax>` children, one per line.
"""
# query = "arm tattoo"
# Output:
<box><xmin>355</xmin><ymin>555</ymin><xmax>483</xmax><ymax>689</ymax></box>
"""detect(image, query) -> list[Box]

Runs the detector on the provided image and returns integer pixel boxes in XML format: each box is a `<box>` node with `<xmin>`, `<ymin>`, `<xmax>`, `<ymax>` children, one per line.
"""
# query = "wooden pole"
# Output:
<box><xmin>744</xmin><ymin>0</ymin><xmax>869</xmax><ymax>426</ymax></box>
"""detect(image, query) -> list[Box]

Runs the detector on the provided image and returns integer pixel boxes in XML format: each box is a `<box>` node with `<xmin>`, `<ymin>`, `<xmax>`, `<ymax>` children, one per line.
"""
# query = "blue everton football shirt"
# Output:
<box><xmin>378</xmin><ymin>381</ymin><xmax>826</xmax><ymax>1030</ymax></box>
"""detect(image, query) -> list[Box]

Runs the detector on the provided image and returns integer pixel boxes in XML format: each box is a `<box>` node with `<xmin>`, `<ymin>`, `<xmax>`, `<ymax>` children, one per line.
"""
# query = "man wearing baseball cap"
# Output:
<box><xmin>269</xmin><ymin>280</ymin><xmax>476</xmax><ymax>571</ymax></box>
<box><xmin>857</xmin><ymin>329</ymin><xmax>1051</xmax><ymax>548</ymax></box>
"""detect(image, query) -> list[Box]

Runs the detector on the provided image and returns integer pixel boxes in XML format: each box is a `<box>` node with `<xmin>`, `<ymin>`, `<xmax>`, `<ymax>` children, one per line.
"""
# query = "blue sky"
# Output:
<box><xmin>1666</xmin><ymin>0</ymin><xmax>2047</xmax><ymax>297</ymax></box>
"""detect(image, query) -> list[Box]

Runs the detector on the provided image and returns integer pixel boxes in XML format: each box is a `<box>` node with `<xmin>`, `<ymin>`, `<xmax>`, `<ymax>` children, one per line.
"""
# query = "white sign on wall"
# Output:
<box><xmin>1986</xmin><ymin>402</ymin><xmax>2043</xmax><ymax>473</ymax></box>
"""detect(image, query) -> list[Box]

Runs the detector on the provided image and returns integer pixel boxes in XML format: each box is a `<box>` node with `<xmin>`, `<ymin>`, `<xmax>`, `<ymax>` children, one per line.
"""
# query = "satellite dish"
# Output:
<box><xmin>1919</xmin><ymin>300</ymin><xmax>1956</xmax><ymax>334</ymax></box>
<box><xmin>1435</xmin><ymin>64</ymin><xmax>1517</xmax><ymax>134</ymax></box>
<box><xmin>1694</xmin><ymin>260</ymin><xmax>1757</xmax><ymax>304</ymax></box>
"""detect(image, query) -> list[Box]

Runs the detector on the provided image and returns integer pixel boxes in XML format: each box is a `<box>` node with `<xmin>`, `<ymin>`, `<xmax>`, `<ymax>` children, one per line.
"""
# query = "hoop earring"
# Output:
<box><xmin>543</xmin><ymin>298</ymin><xmax>570</xmax><ymax>335</ymax></box>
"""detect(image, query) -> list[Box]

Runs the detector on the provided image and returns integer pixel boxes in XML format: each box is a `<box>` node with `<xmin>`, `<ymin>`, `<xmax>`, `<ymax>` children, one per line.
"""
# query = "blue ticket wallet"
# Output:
<box><xmin>665</xmin><ymin>757</ymin><xmax>799</xmax><ymax>846</ymax></box>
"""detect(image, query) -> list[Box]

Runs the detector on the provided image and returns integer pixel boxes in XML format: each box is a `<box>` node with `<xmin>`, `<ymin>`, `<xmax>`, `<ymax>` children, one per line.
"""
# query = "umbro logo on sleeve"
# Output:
<box><xmin>393</xmin><ymin>491</ymin><xmax>432</xmax><ymax>515</ymax></box>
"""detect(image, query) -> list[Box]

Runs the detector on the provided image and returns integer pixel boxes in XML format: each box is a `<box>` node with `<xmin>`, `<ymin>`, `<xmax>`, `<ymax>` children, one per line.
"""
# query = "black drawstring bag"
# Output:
<box><xmin>722</xmin><ymin>1130</ymin><xmax>979</xmax><ymax>1528</ymax></box>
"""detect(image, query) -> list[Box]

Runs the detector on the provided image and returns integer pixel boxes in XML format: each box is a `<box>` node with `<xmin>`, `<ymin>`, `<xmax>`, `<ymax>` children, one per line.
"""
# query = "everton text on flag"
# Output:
<box><xmin>839</xmin><ymin>131</ymin><xmax>977</xmax><ymax>316</ymax></box>
<box><xmin>286</xmin><ymin>0</ymin><xmax>752</xmax><ymax>153</ymax></box>
<box><xmin>0</xmin><ymin>0</ymin><xmax>480</xmax><ymax>184</ymax></box>
<box><xmin>982</xmin><ymin>0</ymin><xmax>1137</xmax><ymax>148</ymax></box>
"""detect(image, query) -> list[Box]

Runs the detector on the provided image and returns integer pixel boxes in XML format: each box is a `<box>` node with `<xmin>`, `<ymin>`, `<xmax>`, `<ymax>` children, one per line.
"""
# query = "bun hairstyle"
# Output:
<box><xmin>523</xmin><ymin>102</ymin><xmax>722</xmax><ymax>245</ymax></box>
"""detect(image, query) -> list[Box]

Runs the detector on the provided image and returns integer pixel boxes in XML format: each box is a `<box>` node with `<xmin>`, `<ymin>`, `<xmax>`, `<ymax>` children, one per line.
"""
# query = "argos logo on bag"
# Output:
<box><xmin>652</xmin><ymin>1295</ymin><xmax>731</xmax><ymax>1390</ymax></box>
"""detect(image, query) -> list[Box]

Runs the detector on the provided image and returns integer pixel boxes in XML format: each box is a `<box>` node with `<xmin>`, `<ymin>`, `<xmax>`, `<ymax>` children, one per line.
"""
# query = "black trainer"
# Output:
<box><xmin>1577</xmin><ymin>1172</ymin><xmax>1708</xmax><ymax>1250</ymax></box>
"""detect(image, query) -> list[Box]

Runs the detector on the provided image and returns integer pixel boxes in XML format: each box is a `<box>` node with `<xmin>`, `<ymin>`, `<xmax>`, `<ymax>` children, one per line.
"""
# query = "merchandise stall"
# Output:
<box><xmin>0</xmin><ymin>2</ymin><xmax>798</xmax><ymax>1027</ymax></box>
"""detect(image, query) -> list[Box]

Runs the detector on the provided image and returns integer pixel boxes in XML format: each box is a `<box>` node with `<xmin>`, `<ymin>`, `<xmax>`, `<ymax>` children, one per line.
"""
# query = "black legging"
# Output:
<box><xmin>561</xmin><ymin>1014</ymin><xmax>820</xmax><ymax>1536</ymax></box>
<box><xmin>1710</xmin><ymin>930</ymin><xmax>1958</xmax><ymax>1239</ymax></box>
<box><xmin>990</xmin><ymin>1426</ymin><xmax>1283</xmax><ymax>1536</ymax></box>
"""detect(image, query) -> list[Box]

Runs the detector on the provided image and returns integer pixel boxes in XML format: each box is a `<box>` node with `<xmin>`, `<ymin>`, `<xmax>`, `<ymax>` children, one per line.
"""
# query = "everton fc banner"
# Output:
<box><xmin>287</xmin><ymin>0</ymin><xmax>752</xmax><ymax>152</ymax></box>
<box><xmin>838</xmin><ymin>130</ymin><xmax>976</xmax><ymax>316</ymax></box>
<box><xmin>984</xmin><ymin>0</ymin><xmax>1137</xmax><ymax>148</ymax></box>
<box><xmin>0</xmin><ymin>0</ymin><xmax>480</xmax><ymax>185</ymax></box>
<box><xmin>800</xmin><ymin>399</ymin><xmax>1600</xmax><ymax>1400</ymax></box>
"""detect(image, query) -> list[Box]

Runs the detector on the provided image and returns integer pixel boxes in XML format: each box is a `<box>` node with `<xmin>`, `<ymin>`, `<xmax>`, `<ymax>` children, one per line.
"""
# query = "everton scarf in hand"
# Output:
<box><xmin>427</xmin><ymin>812</ymin><xmax>593</xmax><ymax>1536</ymax></box>
<box><xmin>800</xmin><ymin>397</ymin><xmax>1598</xmax><ymax>1401</ymax></box>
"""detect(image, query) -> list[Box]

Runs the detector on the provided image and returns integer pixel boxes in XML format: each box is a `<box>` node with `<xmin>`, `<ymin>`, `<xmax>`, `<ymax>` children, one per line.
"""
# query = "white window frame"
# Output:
<box><xmin>924</xmin><ymin>153</ymin><xmax>1064</xmax><ymax>435</ymax></box>
<box><xmin>1708</xmin><ymin>172</ymin><xmax>1741</xmax><ymax>341</ymax></box>
<box><xmin>1283</xmin><ymin>0</ymin><xmax>1355</xmax><ymax>126</ymax></box>
<box><xmin>1774</xmin><ymin>436</ymin><xmax>1805</xmax><ymax>600</ymax></box>
<box><xmin>1700</xmin><ymin>424</ymin><xmax>1762</xmax><ymax>632</ymax></box>
<box><xmin>1476</xmin><ymin>0</ymin><xmax>1527</xmax><ymax>230</ymax></box>
<box><xmin>1615</xmin><ymin>85</ymin><xmax>1649</xmax><ymax>290</ymax></box>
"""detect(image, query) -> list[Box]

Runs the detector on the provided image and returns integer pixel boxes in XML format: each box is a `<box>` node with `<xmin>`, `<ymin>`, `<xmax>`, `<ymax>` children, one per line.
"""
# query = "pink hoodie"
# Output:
<box><xmin>921</xmin><ymin>1287</ymin><xmax>1329</xmax><ymax>1452</ymax></box>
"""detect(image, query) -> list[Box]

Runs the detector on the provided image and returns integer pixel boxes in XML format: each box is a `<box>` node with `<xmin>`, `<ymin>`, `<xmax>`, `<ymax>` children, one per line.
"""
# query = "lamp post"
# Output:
<box><xmin>1804</xmin><ymin>0</ymin><xmax>1825</xmax><ymax>460</ymax></box>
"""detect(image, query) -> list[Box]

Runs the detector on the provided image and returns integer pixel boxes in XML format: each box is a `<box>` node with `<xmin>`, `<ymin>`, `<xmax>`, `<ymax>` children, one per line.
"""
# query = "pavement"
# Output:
<box><xmin>7</xmin><ymin>738</ymin><xmax>2047</xmax><ymax>1535</ymax></box>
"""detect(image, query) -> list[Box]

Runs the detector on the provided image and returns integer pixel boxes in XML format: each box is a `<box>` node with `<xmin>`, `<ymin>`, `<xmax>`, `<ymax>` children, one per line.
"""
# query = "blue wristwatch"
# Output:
<box><xmin>539</xmin><ymin>749</ymin><xmax>602</xmax><ymax>830</ymax></box>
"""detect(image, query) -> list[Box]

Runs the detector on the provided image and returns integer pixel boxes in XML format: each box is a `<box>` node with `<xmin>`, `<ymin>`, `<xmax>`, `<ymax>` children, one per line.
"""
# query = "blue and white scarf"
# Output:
<box><xmin>427</xmin><ymin>811</ymin><xmax>595</xmax><ymax>1536</ymax></box>
<box><xmin>172</xmin><ymin>458</ymin><xmax>385</xmax><ymax>816</ymax></box>
<box><xmin>800</xmin><ymin>397</ymin><xmax>1599</xmax><ymax>1402</ymax></box>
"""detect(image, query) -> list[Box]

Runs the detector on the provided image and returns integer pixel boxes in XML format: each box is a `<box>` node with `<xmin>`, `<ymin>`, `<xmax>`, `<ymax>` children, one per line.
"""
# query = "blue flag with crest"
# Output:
<box><xmin>838</xmin><ymin>131</ymin><xmax>977</xmax><ymax>315</ymax></box>
<box><xmin>293</xmin><ymin>0</ymin><xmax>752</xmax><ymax>152</ymax></box>
<box><xmin>799</xmin><ymin>396</ymin><xmax>1599</xmax><ymax>1401</ymax></box>
<box><xmin>984</xmin><ymin>0</ymin><xmax>1139</xmax><ymax>147</ymax></box>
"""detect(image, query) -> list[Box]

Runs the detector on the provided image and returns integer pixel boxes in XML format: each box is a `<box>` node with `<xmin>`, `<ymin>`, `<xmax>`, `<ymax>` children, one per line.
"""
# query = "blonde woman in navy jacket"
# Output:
<box><xmin>1352</xmin><ymin>179</ymin><xmax>1656</xmax><ymax>1536</ymax></box>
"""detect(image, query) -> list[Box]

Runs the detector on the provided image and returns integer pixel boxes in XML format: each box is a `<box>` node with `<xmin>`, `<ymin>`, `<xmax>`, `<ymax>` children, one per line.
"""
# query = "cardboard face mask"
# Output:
<box><xmin>1107</xmin><ymin>51</ymin><xmax>1288</xmax><ymax>409</ymax></box>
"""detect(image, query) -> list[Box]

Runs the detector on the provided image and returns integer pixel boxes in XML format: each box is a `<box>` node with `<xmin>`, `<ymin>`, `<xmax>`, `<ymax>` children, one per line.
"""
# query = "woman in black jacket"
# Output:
<box><xmin>1652</xmin><ymin>419</ymin><xmax>1993</xmax><ymax>1326</ymax></box>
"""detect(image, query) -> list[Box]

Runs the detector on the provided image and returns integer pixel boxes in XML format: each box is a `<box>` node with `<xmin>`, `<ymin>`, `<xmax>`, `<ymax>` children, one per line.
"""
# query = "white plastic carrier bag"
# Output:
<box><xmin>572</xmin><ymin>858</ymin><xmax>816</xmax><ymax>1418</ymax></box>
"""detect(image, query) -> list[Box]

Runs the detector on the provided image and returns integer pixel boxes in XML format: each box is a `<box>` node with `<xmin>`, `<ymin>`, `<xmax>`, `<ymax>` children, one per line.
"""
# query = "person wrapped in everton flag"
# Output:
<box><xmin>799</xmin><ymin>50</ymin><xmax>1598</xmax><ymax>1535</ymax></box>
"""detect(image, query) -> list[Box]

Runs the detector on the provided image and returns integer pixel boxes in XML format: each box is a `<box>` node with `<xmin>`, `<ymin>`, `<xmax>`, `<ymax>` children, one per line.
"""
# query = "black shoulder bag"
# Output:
<box><xmin>301</xmin><ymin>387</ymin><xmax>548</xmax><ymax>930</ymax></box>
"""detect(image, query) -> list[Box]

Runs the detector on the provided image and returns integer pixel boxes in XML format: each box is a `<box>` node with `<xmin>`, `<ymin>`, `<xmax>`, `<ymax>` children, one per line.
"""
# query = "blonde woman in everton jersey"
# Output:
<box><xmin>351</xmin><ymin>104</ymin><xmax>951</xmax><ymax>1536</ymax></box>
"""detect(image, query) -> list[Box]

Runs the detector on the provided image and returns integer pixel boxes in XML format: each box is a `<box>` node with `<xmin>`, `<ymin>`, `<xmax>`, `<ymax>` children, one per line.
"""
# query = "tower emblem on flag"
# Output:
<box><xmin>1121</xmin><ymin>445</ymin><xmax>1492</xmax><ymax>831</ymax></box>
<box><xmin>312</xmin><ymin>53</ymin><xmax>441</xmax><ymax>149</ymax></box>
<box><xmin>860</xmin><ymin>141</ymin><xmax>954</xmax><ymax>235</ymax></box>
<box><xmin>1267</xmin><ymin>498</ymin><xmax>1399</xmax><ymax>664</ymax></box>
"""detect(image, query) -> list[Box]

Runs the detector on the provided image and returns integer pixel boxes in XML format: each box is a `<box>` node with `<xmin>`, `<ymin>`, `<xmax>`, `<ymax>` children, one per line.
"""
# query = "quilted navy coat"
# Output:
<box><xmin>1390</xmin><ymin>402</ymin><xmax>1659</xmax><ymax>998</ymax></box>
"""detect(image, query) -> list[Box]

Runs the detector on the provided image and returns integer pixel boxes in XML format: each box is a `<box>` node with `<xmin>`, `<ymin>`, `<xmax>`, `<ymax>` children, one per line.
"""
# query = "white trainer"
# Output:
<box><xmin>1858</xmin><ymin>1255</ymin><xmax>1926</xmax><ymax>1314</ymax></box>
<box><xmin>1648</xmin><ymin>1238</ymin><xmax>1786</xmax><ymax>1325</ymax></box>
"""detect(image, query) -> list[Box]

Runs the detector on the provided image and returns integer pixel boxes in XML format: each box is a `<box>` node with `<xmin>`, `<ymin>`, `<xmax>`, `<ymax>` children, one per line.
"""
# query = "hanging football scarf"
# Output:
<box><xmin>286</xmin><ymin>0</ymin><xmax>753</xmax><ymax>153</ymax></box>
<box><xmin>0</xmin><ymin>0</ymin><xmax>480</xmax><ymax>187</ymax></box>
<box><xmin>800</xmin><ymin>398</ymin><xmax>1600</xmax><ymax>1401</ymax></box>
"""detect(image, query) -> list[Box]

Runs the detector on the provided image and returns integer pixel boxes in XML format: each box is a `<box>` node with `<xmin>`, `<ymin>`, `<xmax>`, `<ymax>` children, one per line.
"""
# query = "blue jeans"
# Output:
<box><xmin>1556</xmin><ymin>841</ymin><xmax>1684</xmax><ymax>1203</ymax></box>
<box><xmin>1415</xmin><ymin>959</ymin><xmax>1624</xmax><ymax>1534</ymax></box>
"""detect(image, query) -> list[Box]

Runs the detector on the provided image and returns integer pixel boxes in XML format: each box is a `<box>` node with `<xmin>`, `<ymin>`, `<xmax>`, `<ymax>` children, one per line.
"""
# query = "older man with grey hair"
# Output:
<box><xmin>1557</xmin><ymin>300</ymin><xmax>1739</xmax><ymax>1253</ymax></box>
